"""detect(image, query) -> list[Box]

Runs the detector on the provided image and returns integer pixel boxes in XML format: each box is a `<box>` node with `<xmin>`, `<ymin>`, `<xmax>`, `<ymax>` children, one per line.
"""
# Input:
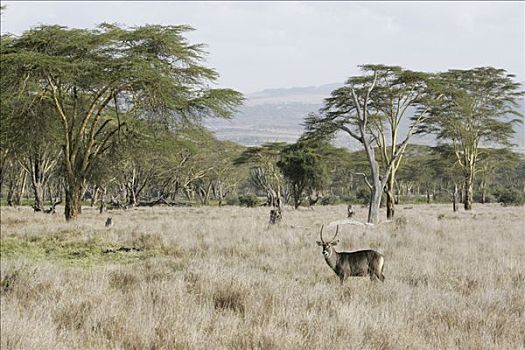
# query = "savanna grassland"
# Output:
<box><xmin>1</xmin><ymin>204</ymin><xmax>524</xmax><ymax>349</ymax></box>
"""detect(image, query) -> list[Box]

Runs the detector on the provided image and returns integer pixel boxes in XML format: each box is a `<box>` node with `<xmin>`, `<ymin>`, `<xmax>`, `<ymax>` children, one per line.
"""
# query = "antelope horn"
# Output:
<box><xmin>320</xmin><ymin>225</ymin><xmax>325</xmax><ymax>242</ymax></box>
<box><xmin>331</xmin><ymin>225</ymin><xmax>339</xmax><ymax>242</ymax></box>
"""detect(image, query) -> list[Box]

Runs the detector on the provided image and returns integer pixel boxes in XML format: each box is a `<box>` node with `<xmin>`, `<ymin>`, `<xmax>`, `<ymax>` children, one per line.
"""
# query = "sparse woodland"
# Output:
<box><xmin>1</xmin><ymin>18</ymin><xmax>525</xmax><ymax>350</ymax></box>
<box><xmin>1</xmin><ymin>24</ymin><xmax>524</xmax><ymax>221</ymax></box>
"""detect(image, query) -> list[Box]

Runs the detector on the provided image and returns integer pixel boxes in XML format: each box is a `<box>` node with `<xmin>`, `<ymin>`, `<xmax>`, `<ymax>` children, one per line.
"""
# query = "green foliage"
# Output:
<box><xmin>416</xmin><ymin>67</ymin><xmax>523</xmax><ymax>209</ymax></box>
<box><xmin>234</xmin><ymin>143</ymin><xmax>286</xmax><ymax>166</ymax></box>
<box><xmin>235</xmin><ymin>143</ymin><xmax>285</xmax><ymax>208</ymax></box>
<box><xmin>473</xmin><ymin>192</ymin><xmax>496</xmax><ymax>204</ymax></box>
<box><xmin>493</xmin><ymin>188</ymin><xmax>525</xmax><ymax>206</ymax></box>
<box><xmin>3</xmin><ymin>34</ymin><xmax>525</xmax><ymax>215</ymax></box>
<box><xmin>355</xmin><ymin>187</ymin><xmax>371</xmax><ymax>204</ymax></box>
<box><xmin>277</xmin><ymin>140</ymin><xmax>330</xmax><ymax>208</ymax></box>
<box><xmin>480</xmin><ymin>149</ymin><xmax>523</xmax><ymax>190</ymax></box>
<box><xmin>224</xmin><ymin>196</ymin><xmax>240</xmax><ymax>206</ymax></box>
<box><xmin>1</xmin><ymin>23</ymin><xmax>243</xmax><ymax>219</ymax></box>
<box><xmin>320</xmin><ymin>195</ymin><xmax>339</xmax><ymax>206</ymax></box>
<box><xmin>304</xmin><ymin>64</ymin><xmax>435</xmax><ymax>222</ymax></box>
<box><xmin>417</xmin><ymin>68</ymin><xmax>523</xmax><ymax>146</ymax></box>
<box><xmin>304</xmin><ymin>65</ymin><xmax>431</xmax><ymax>152</ymax></box>
<box><xmin>238</xmin><ymin>194</ymin><xmax>259</xmax><ymax>207</ymax></box>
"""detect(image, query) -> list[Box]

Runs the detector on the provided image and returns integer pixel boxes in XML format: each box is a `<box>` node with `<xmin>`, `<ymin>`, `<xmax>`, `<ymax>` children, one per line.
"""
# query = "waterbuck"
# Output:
<box><xmin>316</xmin><ymin>225</ymin><xmax>385</xmax><ymax>283</ymax></box>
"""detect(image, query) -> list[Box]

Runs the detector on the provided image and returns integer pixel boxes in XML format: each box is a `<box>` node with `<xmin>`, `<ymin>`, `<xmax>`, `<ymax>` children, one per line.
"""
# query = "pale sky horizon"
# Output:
<box><xmin>1</xmin><ymin>1</ymin><xmax>524</xmax><ymax>94</ymax></box>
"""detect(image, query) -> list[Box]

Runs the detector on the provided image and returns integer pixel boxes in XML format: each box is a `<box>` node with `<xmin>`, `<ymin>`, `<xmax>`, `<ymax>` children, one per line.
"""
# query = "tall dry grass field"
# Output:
<box><xmin>1</xmin><ymin>204</ymin><xmax>524</xmax><ymax>349</ymax></box>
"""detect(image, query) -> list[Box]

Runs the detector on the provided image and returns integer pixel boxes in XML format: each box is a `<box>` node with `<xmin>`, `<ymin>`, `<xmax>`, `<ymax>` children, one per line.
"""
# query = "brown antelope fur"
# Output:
<box><xmin>316</xmin><ymin>225</ymin><xmax>385</xmax><ymax>283</ymax></box>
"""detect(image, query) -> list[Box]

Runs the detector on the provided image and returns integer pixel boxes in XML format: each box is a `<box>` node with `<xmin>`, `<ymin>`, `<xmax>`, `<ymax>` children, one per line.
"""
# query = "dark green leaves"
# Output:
<box><xmin>418</xmin><ymin>67</ymin><xmax>524</xmax><ymax>146</ymax></box>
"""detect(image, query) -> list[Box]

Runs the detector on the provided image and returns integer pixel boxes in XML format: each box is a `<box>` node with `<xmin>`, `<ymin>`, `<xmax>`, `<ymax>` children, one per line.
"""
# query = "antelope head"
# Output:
<box><xmin>316</xmin><ymin>225</ymin><xmax>340</xmax><ymax>258</ymax></box>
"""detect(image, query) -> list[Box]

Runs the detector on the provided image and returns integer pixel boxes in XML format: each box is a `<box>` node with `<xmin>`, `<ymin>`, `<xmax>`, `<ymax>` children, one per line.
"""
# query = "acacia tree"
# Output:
<box><xmin>2</xmin><ymin>24</ymin><xmax>242</xmax><ymax>220</ymax></box>
<box><xmin>418</xmin><ymin>67</ymin><xmax>523</xmax><ymax>210</ymax></box>
<box><xmin>305</xmin><ymin>65</ymin><xmax>433</xmax><ymax>224</ymax></box>
<box><xmin>3</xmin><ymin>92</ymin><xmax>61</xmax><ymax>211</ymax></box>
<box><xmin>235</xmin><ymin>143</ymin><xmax>285</xmax><ymax>210</ymax></box>
<box><xmin>1</xmin><ymin>34</ymin><xmax>60</xmax><ymax>210</ymax></box>
<box><xmin>277</xmin><ymin>140</ymin><xmax>329</xmax><ymax>209</ymax></box>
<box><xmin>367</xmin><ymin>66</ymin><xmax>431</xmax><ymax>219</ymax></box>
<box><xmin>194</xmin><ymin>140</ymin><xmax>246</xmax><ymax>206</ymax></box>
<box><xmin>476</xmin><ymin>148</ymin><xmax>519</xmax><ymax>204</ymax></box>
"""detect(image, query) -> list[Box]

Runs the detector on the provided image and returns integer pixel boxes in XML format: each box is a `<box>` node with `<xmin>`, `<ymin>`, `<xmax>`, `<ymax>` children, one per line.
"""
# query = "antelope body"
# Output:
<box><xmin>317</xmin><ymin>225</ymin><xmax>385</xmax><ymax>282</ymax></box>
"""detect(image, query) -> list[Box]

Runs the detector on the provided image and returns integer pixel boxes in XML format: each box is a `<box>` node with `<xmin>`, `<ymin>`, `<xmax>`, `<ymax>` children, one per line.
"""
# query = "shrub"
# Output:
<box><xmin>321</xmin><ymin>195</ymin><xmax>338</xmax><ymax>206</ymax></box>
<box><xmin>474</xmin><ymin>192</ymin><xmax>496</xmax><ymax>204</ymax></box>
<box><xmin>432</xmin><ymin>192</ymin><xmax>452</xmax><ymax>203</ymax></box>
<box><xmin>225</xmin><ymin>196</ymin><xmax>240</xmax><ymax>206</ymax></box>
<box><xmin>355</xmin><ymin>188</ymin><xmax>370</xmax><ymax>205</ymax></box>
<box><xmin>238</xmin><ymin>194</ymin><xmax>259</xmax><ymax>208</ymax></box>
<box><xmin>493</xmin><ymin>188</ymin><xmax>525</xmax><ymax>206</ymax></box>
<box><xmin>339</xmin><ymin>194</ymin><xmax>356</xmax><ymax>204</ymax></box>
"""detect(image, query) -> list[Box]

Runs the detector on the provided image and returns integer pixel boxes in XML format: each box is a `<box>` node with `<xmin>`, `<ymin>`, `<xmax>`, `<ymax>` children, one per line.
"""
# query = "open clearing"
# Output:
<box><xmin>1</xmin><ymin>204</ymin><xmax>524</xmax><ymax>349</ymax></box>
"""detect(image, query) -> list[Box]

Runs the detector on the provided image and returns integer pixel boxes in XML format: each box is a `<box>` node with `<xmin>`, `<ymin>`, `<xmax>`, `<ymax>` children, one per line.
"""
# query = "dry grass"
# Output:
<box><xmin>1</xmin><ymin>204</ymin><xmax>524</xmax><ymax>349</ymax></box>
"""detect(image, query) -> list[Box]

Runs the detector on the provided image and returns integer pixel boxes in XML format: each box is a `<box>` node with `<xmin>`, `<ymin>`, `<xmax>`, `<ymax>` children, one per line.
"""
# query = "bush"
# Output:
<box><xmin>321</xmin><ymin>196</ymin><xmax>339</xmax><ymax>205</ymax></box>
<box><xmin>355</xmin><ymin>188</ymin><xmax>370</xmax><ymax>205</ymax></box>
<box><xmin>473</xmin><ymin>192</ymin><xmax>496</xmax><ymax>204</ymax></box>
<box><xmin>238</xmin><ymin>194</ymin><xmax>259</xmax><ymax>208</ymax></box>
<box><xmin>225</xmin><ymin>196</ymin><xmax>240</xmax><ymax>206</ymax></box>
<box><xmin>432</xmin><ymin>192</ymin><xmax>453</xmax><ymax>203</ymax></box>
<box><xmin>339</xmin><ymin>194</ymin><xmax>356</xmax><ymax>204</ymax></box>
<box><xmin>493</xmin><ymin>188</ymin><xmax>525</xmax><ymax>206</ymax></box>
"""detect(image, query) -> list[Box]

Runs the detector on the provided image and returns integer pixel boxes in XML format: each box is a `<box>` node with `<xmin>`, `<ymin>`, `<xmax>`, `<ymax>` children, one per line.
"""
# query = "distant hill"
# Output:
<box><xmin>205</xmin><ymin>84</ymin><xmax>525</xmax><ymax>151</ymax></box>
<box><xmin>205</xmin><ymin>85</ymin><xmax>334</xmax><ymax>146</ymax></box>
<box><xmin>244</xmin><ymin>83</ymin><xmax>342</xmax><ymax>106</ymax></box>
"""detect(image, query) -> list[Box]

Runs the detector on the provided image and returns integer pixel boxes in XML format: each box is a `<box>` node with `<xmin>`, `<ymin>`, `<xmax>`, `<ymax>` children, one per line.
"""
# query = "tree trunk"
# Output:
<box><xmin>480</xmin><ymin>180</ymin><xmax>487</xmax><ymax>204</ymax></box>
<box><xmin>127</xmin><ymin>185</ymin><xmax>137</xmax><ymax>207</ymax></box>
<box><xmin>64</xmin><ymin>182</ymin><xmax>84</xmax><ymax>221</ymax></box>
<box><xmin>464</xmin><ymin>173</ymin><xmax>473</xmax><ymax>210</ymax></box>
<box><xmin>183</xmin><ymin>187</ymin><xmax>193</xmax><ymax>201</ymax></box>
<box><xmin>32</xmin><ymin>182</ymin><xmax>45</xmax><ymax>211</ymax></box>
<box><xmin>14</xmin><ymin>170</ymin><xmax>26</xmax><ymax>206</ymax></box>
<box><xmin>364</xmin><ymin>149</ymin><xmax>382</xmax><ymax>224</ymax></box>
<box><xmin>293</xmin><ymin>185</ymin><xmax>302</xmax><ymax>209</ymax></box>
<box><xmin>386</xmin><ymin>191</ymin><xmax>395</xmax><ymax>219</ymax></box>
<box><xmin>25</xmin><ymin>155</ymin><xmax>55</xmax><ymax>212</ymax></box>
<box><xmin>386</xmin><ymin>172</ymin><xmax>396</xmax><ymax>220</ymax></box>
<box><xmin>368</xmin><ymin>183</ymin><xmax>382</xmax><ymax>224</ymax></box>
<box><xmin>99</xmin><ymin>186</ymin><xmax>107</xmax><ymax>213</ymax></box>
<box><xmin>91</xmin><ymin>186</ymin><xmax>99</xmax><ymax>207</ymax></box>
<box><xmin>7</xmin><ymin>185</ymin><xmax>15</xmax><ymax>206</ymax></box>
<box><xmin>29</xmin><ymin>168</ymin><xmax>45</xmax><ymax>211</ymax></box>
<box><xmin>203</xmin><ymin>182</ymin><xmax>213</xmax><ymax>205</ymax></box>
<box><xmin>452</xmin><ymin>183</ymin><xmax>458</xmax><ymax>212</ymax></box>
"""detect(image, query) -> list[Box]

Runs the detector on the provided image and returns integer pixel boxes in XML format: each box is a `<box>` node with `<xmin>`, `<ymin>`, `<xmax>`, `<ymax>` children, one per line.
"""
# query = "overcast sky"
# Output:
<box><xmin>1</xmin><ymin>1</ymin><xmax>524</xmax><ymax>94</ymax></box>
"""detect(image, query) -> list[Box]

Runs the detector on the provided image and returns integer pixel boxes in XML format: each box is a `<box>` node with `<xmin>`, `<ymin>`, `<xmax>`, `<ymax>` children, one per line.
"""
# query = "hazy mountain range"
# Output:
<box><xmin>205</xmin><ymin>83</ymin><xmax>525</xmax><ymax>151</ymax></box>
